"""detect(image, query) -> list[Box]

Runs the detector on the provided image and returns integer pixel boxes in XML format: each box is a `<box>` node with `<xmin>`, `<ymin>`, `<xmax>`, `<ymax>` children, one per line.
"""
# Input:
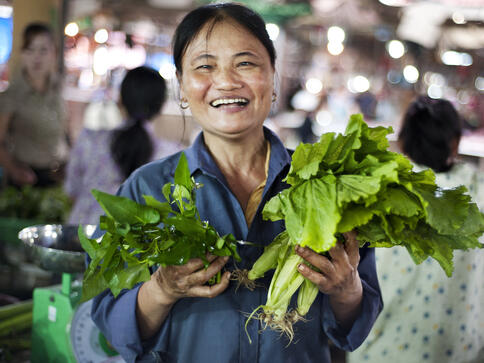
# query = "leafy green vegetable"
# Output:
<box><xmin>247</xmin><ymin>114</ymin><xmax>484</xmax><ymax>341</ymax></box>
<box><xmin>0</xmin><ymin>185</ymin><xmax>71</xmax><ymax>222</ymax></box>
<box><xmin>80</xmin><ymin>152</ymin><xmax>241</xmax><ymax>302</ymax></box>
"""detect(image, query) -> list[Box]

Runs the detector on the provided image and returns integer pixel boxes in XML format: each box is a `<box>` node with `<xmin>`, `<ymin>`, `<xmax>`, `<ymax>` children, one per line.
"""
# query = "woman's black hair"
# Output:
<box><xmin>172</xmin><ymin>3</ymin><xmax>276</xmax><ymax>74</ymax></box>
<box><xmin>111</xmin><ymin>66</ymin><xmax>166</xmax><ymax>178</ymax></box>
<box><xmin>22</xmin><ymin>22</ymin><xmax>55</xmax><ymax>50</ymax></box>
<box><xmin>398</xmin><ymin>95</ymin><xmax>462</xmax><ymax>173</ymax></box>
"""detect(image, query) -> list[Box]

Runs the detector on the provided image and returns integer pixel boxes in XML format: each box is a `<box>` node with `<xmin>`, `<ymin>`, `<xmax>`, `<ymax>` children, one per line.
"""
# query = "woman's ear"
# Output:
<box><xmin>176</xmin><ymin>71</ymin><xmax>186</xmax><ymax>100</ymax></box>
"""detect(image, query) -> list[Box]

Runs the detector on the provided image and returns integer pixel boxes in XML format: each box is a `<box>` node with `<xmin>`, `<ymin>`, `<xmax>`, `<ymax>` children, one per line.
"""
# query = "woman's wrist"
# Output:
<box><xmin>328</xmin><ymin>275</ymin><xmax>363</xmax><ymax>330</ymax></box>
<box><xmin>143</xmin><ymin>279</ymin><xmax>177</xmax><ymax>307</ymax></box>
<box><xmin>137</xmin><ymin>280</ymin><xmax>176</xmax><ymax>341</ymax></box>
<box><xmin>330</xmin><ymin>277</ymin><xmax>363</xmax><ymax>306</ymax></box>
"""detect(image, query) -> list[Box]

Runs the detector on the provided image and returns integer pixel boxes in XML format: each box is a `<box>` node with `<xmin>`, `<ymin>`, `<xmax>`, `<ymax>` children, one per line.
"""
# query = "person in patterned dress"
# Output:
<box><xmin>349</xmin><ymin>96</ymin><xmax>484</xmax><ymax>363</ymax></box>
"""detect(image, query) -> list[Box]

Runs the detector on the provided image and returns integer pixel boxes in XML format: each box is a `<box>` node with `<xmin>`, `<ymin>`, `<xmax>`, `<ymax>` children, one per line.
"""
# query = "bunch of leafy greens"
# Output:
<box><xmin>0</xmin><ymin>185</ymin><xmax>71</xmax><ymax>222</ymax></box>
<box><xmin>79</xmin><ymin>153</ymin><xmax>241</xmax><ymax>302</ymax></box>
<box><xmin>246</xmin><ymin>114</ymin><xmax>484</xmax><ymax>341</ymax></box>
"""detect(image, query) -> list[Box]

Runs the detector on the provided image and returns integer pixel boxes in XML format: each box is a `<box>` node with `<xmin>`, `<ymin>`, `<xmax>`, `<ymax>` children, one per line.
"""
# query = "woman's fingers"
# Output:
<box><xmin>327</xmin><ymin>232</ymin><xmax>360</xmax><ymax>268</ymax></box>
<box><xmin>295</xmin><ymin>245</ymin><xmax>335</xmax><ymax>275</ymax></box>
<box><xmin>343</xmin><ymin>231</ymin><xmax>360</xmax><ymax>268</ymax></box>
<box><xmin>295</xmin><ymin>231</ymin><xmax>361</xmax><ymax>297</ymax></box>
<box><xmin>185</xmin><ymin>256</ymin><xmax>229</xmax><ymax>286</ymax></box>
<box><xmin>187</xmin><ymin>271</ymin><xmax>231</xmax><ymax>298</ymax></box>
<box><xmin>297</xmin><ymin>262</ymin><xmax>328</xmax><ymax>287</ymax></box>
<box><xmin>157</xmin><ymin>255</ymin><xmax>230</xmax><ymax>301</ymax></box>
<box><xmin>181</xmin><ymin>253</ymin><xmax>219</xmax><ymax>274</ymax></box>
<box><xmin>328</xmin><ymin>241</ymin><xmax>350</xmax><ymax>266</ymax></box>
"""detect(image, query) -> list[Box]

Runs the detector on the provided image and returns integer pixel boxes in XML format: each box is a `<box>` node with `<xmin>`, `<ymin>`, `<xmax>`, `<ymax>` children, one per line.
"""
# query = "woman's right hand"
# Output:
<box><xmin>148</xmin><ymin>254</ymin><xmax>231</xmax><ymax>306</ymax></box>
<box><xmin>137</xmin><ymin>248</ymin><xmax>231</xmax><ymax>340</ymax></box>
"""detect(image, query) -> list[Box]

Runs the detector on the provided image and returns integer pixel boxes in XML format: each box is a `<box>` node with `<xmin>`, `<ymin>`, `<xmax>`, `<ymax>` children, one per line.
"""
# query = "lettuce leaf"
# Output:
<box><xmin>262</xmin><ymin>113</ymin><xmax>484</xmax><ymax>276</ymax></box>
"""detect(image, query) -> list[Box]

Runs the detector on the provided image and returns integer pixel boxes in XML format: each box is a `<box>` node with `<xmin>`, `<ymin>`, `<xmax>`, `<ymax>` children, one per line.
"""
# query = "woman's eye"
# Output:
<box><xmin>238</xmin><ymin>61</ymin><xmax>254</xmax><ymax>67</ymax></box>
<box><xmin>195</xmin><ymin>64</ymin><xmax>212</xmax><ymax>70</ymax></box>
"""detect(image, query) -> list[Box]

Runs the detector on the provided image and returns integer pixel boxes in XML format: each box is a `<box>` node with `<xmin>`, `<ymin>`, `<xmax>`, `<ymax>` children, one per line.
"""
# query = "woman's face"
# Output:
<box><xmin>179</xmin><ymin>19</ymin><xmax>275</xmax><ymax>140</ymax></box>
<box><xmin>21</xmin><ymin>34</ymin><xmax>56</xmax><ymax>79</ymax></box>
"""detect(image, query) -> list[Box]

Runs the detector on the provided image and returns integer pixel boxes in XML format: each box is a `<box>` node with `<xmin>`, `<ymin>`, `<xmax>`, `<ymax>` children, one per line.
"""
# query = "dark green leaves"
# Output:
<box><xmin>92</xmin><ymin>189</ymin><xmax>160</xmax><ymax>225</ymax></box>
<box><xmin>174</xmin><ymin>152</ymin><xmax>192</xmax><ymax>189</ymax></box>
<box><xmin>80</xmin><ymin>152</ymin><xmax>240</xmax><ymax>301</ymax></box>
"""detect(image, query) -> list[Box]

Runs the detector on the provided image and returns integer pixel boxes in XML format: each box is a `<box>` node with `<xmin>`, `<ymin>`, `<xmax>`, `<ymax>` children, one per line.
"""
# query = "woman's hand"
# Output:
<box><xmin>295</xmin><ymin>231</ymin><xmax>363</xmax><ymax>329</ymax></box>
<box><xmin>137</xmin><ymin>254</ymin><xmax>231</xmax><ymax>340</ymax></box>
<box><xmin>148</xmin><ymin>254</ymin><xmax>231</xmax><ymax>306</ymax></box>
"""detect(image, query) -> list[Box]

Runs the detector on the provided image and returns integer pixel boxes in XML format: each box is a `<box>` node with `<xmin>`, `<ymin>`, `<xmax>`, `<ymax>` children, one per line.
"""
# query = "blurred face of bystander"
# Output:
<box><xmin>178</xmin><ymin>19</ymin><xmax>275</xmax><ymax>141</ymax></box>
<box><xmin>21</xmin><ymin>34</ymin><xmax>56</xmax><ymax>81</ymax></box>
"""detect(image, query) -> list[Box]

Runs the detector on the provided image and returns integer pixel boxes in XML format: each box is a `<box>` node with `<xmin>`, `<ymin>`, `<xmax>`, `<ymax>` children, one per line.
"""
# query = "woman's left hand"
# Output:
<box><xmin>295</xmin><ymin>231</ymin><xmax>363</xmax><ymax>328</ymax></box>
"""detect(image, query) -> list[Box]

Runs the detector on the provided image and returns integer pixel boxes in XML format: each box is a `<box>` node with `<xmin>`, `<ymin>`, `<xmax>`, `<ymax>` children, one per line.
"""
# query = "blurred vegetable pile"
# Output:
<box><xmin>0</xmin><ymin>186</ymin><xmax>71</xmax><ymax>223</ymax></box>
<box><xmin>0</xmin><ymin>300</ymin><xmax>32</xmax><ymax>361</ymax></box>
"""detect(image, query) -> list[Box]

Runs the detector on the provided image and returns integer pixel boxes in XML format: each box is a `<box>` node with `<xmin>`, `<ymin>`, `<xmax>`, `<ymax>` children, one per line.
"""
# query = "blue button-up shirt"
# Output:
<box><xmin>91</xmin><ymin>128</ymin><xmax>383</xmax><ymax>363</ymax></box>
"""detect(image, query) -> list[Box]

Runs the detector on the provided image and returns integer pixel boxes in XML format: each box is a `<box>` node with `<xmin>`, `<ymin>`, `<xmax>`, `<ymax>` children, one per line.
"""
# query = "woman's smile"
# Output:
<box><xmin>209</xmin><ymin>97</ymin><xmax>250</xmax><ymax>113</ymax></box>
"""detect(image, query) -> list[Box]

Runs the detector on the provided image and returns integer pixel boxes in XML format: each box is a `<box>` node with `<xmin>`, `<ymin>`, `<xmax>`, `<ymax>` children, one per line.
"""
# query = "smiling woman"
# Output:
<box><xmin>90</xmin><ymin>3</ymin><xmax>382</xmax><ymax>363</ymax></box>
<box><xmin>172</xmin><ymin>3</ymin><xmax>277</xmax><ymax>219</ymax></box>
<box><xmin>177</xmin><ymin>19</ymin><xmax>275</xmax><ymax>144</ymax></box>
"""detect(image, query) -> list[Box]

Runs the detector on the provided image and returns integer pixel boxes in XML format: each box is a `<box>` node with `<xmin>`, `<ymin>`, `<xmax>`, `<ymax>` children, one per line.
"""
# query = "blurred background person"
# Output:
<box><xmin>399</xmin><ymin>95</ymin><xmax>483</xmax><ymax>207</ymax></box>
<box><xmin>348</xmin><ymin>95</ymin><xmax>484</xmax><ymax>363</ymax></box>
<box><xmin>64</xmin><ymin>66</ymin><xmax>181</xmax><ymax>225</ymax></box>
<box><xmin>0</xmin><ymin>22</ymin><xmax>69</xmax><ymax>187</ymax></box>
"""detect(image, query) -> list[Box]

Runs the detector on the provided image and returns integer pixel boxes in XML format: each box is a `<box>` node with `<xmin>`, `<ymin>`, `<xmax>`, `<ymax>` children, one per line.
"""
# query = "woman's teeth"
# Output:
<box><xmin>211</xmin><ymin>98</ymin><xmax>248</xmax><ymax>107</ymax></box>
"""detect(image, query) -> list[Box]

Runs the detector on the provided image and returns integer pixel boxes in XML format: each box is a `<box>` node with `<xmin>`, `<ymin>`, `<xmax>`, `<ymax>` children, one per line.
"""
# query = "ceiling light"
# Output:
<box><xmin>387</xmin><ymin>40</ymin><xmax>405</xmax><ymax>59</ymax></box>
<box><xmin>94</xmin><ymin>28</ymin><xmax>109</xmax><ymax>44</ymax></box>
<box><xmin>65</xmin><ymin>22</ymin><xmax>79</xmax><ymax>37</ymax></box>
<box><xmin>93</xmin><ymin>46</ymin><xmax>108</xmax><ymax>75</ymax></box>
<box><xmin>327</xmin><ymin>26</ymin><xmax>345</xmax><ymax>43</ymax></box>
<box><xmin>316</xmin><ymin>110</ymin><xmax>333</xmax><ymax>127</ymax></box>
<box><xmin>327</xmin><ymin>42</ymin><xmax>344</xmax><ymax>56</ymax></box>
<box><xmin>441</xmin><ymin>50</ymin><xmax>472</xmax><ymax>66</ymax></box>
<box><xmin>347</xmin><ymin>76</ymin><xmax>370</xmax><ymax>93</ymax></box>
<box><xmin>427</xmin><ymin>84</ymin><xmax>442</xmax><ymax>99</ymax></box>
<box><xmin>403</xmin><ymin>65</ymin><xmax>419</xmax><ymax>83</ymax></box>
<box><xmin>305</xmin><ymin>78</ymin><xmax>323</xmax><ymax>94</ymax></box>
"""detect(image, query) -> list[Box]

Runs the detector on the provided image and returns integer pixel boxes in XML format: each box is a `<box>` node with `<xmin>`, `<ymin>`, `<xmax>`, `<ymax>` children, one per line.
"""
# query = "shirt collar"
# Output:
<box><xmin>184</xmin><ymin>126</ymin><xmax>292</xmax><ymax>183</ymax></box>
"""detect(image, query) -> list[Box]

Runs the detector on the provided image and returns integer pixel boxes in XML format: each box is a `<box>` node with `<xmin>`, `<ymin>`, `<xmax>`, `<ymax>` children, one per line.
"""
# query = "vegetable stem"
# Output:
<box><xmin>0</xmin><ymin>311</ymin><xmax>33</xmax><ymax>338</ymax></box>
<box><xmin>0</xmin><ymin>300</ymin><xmax>32</xmax><ymax>321</ymax></box>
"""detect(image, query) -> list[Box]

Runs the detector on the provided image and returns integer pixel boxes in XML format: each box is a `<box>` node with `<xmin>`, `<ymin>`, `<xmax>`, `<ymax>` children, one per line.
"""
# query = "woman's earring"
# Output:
<box><xmin>180</xmin><ymin>99</ymin><xmax>189</xmax><ymax>110</ymax></box>
<box><xmin>272</xmin><ymin>92</ymin><xmax>277</xmax><ymax>103</ymax></box>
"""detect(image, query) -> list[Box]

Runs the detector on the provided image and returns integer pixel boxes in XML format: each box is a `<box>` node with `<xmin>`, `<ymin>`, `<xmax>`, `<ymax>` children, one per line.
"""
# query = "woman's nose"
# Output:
<box><xmin>213</xmin><ymin>67</ymin><xmax>242</xmax><ymax>90</ymax></box>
